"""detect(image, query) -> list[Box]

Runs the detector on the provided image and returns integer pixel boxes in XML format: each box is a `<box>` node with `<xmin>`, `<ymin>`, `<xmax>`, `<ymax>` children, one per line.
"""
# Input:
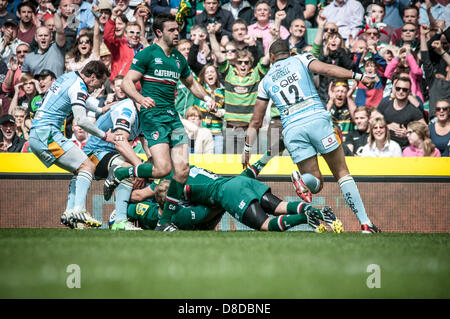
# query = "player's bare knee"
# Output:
<box><xmin>78</xmin><ymin>158</ymin><xmax>96</xmax><ymax>174</ymax></box>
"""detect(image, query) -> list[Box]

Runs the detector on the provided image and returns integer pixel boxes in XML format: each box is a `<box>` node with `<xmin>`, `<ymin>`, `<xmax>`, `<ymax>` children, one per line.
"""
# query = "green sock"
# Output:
<box><xmin>286</xmin><ymin>201</ymin><xmax>323</xmax><ymax>219</ymax></box>
<box><xmin>241</xmin><ymin>153</ymin><xmax>271</xmax><ymax>179</ymax></box>
<box><xmin>115</xmin><ymin>163</ymin><xmax>154</xmax><ymax>181</ymax></box>
<box><xmin>159</xmin><ymin>179</ymin><xmax>184</xmax><ymax>225</ymax></box>
<box><xmin>268</xmin><ymin>214</ymin><xmax>307</xmax><ymax>231</ymax></box>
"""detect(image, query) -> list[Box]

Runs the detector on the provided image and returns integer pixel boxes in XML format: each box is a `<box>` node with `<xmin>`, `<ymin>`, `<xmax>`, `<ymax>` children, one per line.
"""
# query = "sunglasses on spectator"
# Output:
<box><xmin>402</xmin><ymin>28</ymin><xmax>415</xmax><ymax>32</ymax></box>
<box><xmin>395</xmin><ymin>87</ymin><xmax>409</xmax><ymax>92</ymax></box>
<box><xmin>16</xmin><ymin>50</ymin><xmax>29</xmax><ymax>54</ymax></box>
<box><xmin>78</xmin><ymin>39</ymin><xmax>90</xmax><ymax>44</ymax></box>
<box><xmin>436</xmin><ymin>107</ymin><xmax>449</xmax><ymax>112</ymax></box>
<box><xmin>226</xmin><ymin>49</ymin><xmax>237</xmax><ymax>53</ymax></box>
<box><xmin>324</xmin><ymin>28</ymin><xmax>337</xmax><ymax>32</ymax></box>
<box><xmin>237</xmin><ymin>60</ymin><xmax>250</xmax><ymax>65</ymax></box>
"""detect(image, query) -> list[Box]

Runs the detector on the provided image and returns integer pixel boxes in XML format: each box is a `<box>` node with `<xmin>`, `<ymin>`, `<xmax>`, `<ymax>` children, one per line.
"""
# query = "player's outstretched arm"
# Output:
<box><xmin>308</xmin><ymin>60</ymin><xmax>375</xmax><ymax>89</ymax></box>
<box><xmin>72</xmin><ymin>104</ymin><xmax>115</xmax><ymax>142</ymax></box>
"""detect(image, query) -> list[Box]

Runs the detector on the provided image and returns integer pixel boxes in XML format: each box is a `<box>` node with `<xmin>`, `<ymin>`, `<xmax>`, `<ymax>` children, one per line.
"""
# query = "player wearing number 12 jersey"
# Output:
<box><xmin>243</xmin><ymin>39</ymin><xmax>381</xmax><ymax>233</ymax></box>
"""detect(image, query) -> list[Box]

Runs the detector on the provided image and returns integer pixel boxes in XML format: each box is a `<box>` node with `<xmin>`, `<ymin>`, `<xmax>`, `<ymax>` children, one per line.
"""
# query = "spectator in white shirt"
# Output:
<box><xmin>359</xmin><ymin>117</ymin><xmax>403</xmax><ymax>157</ymax></box>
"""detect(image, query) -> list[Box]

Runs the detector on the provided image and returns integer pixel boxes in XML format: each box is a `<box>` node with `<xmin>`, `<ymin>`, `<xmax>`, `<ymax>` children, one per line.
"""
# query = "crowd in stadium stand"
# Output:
<box><xmin>0</xmin><ymin>0</ymin><xmax>449</xmax><ymax>157</ymax></box>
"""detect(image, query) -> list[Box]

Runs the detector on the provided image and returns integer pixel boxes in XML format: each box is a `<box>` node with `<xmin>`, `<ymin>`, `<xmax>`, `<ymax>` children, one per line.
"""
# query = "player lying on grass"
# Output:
<box><xmin>61</xmin><ymin>98</ymin><xmax>144</xmax><ymax>230</ymax></box>
<box><xmin>111</xmin><ymin>146</ymin><xmax>344</xmax><ymax>233</ymax></box>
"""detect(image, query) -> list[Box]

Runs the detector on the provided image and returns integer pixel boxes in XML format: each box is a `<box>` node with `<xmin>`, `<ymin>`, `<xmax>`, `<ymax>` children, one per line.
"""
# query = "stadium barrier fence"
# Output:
<box><xmin>1</xmin><ymin>154</ymin><xmax>449</xmax><ymax>232</ymax></box>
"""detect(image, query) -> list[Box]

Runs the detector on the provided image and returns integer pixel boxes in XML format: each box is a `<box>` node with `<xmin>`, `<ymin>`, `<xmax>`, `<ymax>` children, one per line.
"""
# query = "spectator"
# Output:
<box><xmin>9</xmin><ymin>73</ymin><xmax>40</xmax><ymax>117</ymax></box>
<box><xmin>384</xmin><ymin>45</ymin><xmax>424</xmax><ymax>103</ymax></box>
<box><xmin>286</xmin><ymin>18</ymin><xmax>307</xmax><ymax>54</ymax></box>
<box><xmin>269</xmin><ymin>0</ymin><xmax>305</xmax><ymax>30</ymax></box>
<box><xmin>208</xmin><ymin>21</ymin><xmax>270</xmax><ymax>153</ymax></box>
<box><xmin>377</xmin><ymin>76</ymin><xmax>426</xmax><ymax>149</ymax></box>
<box><xmin>65</xmin><ymin>15</ymin><xmax>101</xmax><ymax>72</ymax></box>
<box><xmin>402</xmin><ymin>121</ymin><xmax>441</xmax><ymax>157</ymax></box>
<box><xmin>103</xmin><ymin>13</ymin><xmax>145</xmax><ymax>81</ymax></box>
<box><xmin>326</xmin><ymin>81</ymin><xmax>356</xmax><ymax>139</ymax></box>
<box><xmin>0</xmin><ymin>114</ymin><xmax>26</xmax><ymax>152</ymax></box>
<box><xmin>188</xmin><ymin>24</ymin><xmax>212</xmax><ymax>75</ymax></box>
<box><xmin>12</xmin><ymin>106</ymin><xmax>31</xmax><ymax>140</ymax></box>
<box><xmin>175</xmin><ymin>39</ymin><xmax>196</xmax><ymax>117</ymax></box>
<box><xmin>94</xmin><ymin>0</ymin><xmax>113</xmax><ymax>34</ymax></box>
<box><xmin>114</xmin><ymin>0</ymin><xmax>136</xmax><ymax>22</ymax></box>
<box><xmin>317</xmin><ymin>30</ymin><xmax>354</xmax><ymax>103</ymax></box>
<box><xmin>133</xmin><ymin>3</ymin><xmax>153</xmax><ymax>46</ymax></box>
<box><xmin>420</xmin><ymin>24</ymin><xmax>450</xmax><ymax>120</ymax></box>
<box><xmin>29</xmin><ymin>69</ymin><xmax>56</xmax><ymax>119</ymax></box>
<box><xmin>354</xmin><ymin>56</ymin><xmax>387</xmax><ymax>108</ymax></box>
<box><xmin>99</xmin><ymin>43</ymin><xmax>112</xmax><ymax>71</ymax></box>
<box><xmin>382</xmin><ymin>0</ymin><xmax>410</xmax><ymax>29</ymax></box>
<box><xmin>365</xmin><ymin>1</ymin><xmax>395</xmax><ymax>43</ymax></box>
<box><xmin>1</xmin><ymin>43</ymin><xmax>30</xmax><ymax>97</ymax></box>
<box><xmin>303</xmin><ymin>0</ymin><xmax>318</xmax><ymax>25</ymax></box>
<box><xmin>222</xmin><ymin>0</ymin><xmax>255</xmax><ymax>25</ymax></box>
<box><xmin>230</xmin><ymin>19</ymin><xmax>264</xmax><ymax>67</ymax></box>
<box><xmin>17</xmin><ymin>2</ymin><xmax>37</xmax><ymax>44</ymax></box>
<box><xmin>390</xmin><ymin>5</ymin><xmax>421</xmax><ymax>47</ymax></box>
<box><xmin>195</xmin><ymin>0</ymin><xmax>235</xmax><ymax>44</ymax></box>
<box><xmin>419</xmin><ymin>0</ymin><xmax>450</xmax><ymax>28</ymax></box>
<box><xmin>74</xmin><ymin>0</ymin><xmax>96</xmax><ymax>34</ymax></box>
<box><xmin>182</xmin><ymin>106</ymin><xmax>214</xmax><ymax>154</ymax></box>
<box><xmin>321</xmin><ymin>0</ymin><xmax>364</xmax><ymax>41</ymax></box>
<box><xmin>114</xmin><ymin>13</ymin><xmax>129</xmax><ymax>39</ymax></box>
<box><xmin>0</xmin><ymin>18</ymin><xmax>27</xmax><ymax>66</ymax></box>
<box><xmin>71</xmin><ymin>120</ymin><xmax>88</xmax><ymax>149</ymax></box>
<box><xmin>344</xmin><ymin>106</ymin><xmax>370</xmax><ymax>156</ymax></box>
<box><xmin>43</xmin><ymin>15</ymin><xmax>56</xmax><ymax>34</ymax></box>
<box><xmin>35</xmin><ymin>0</ymin><xmax>55</xmax><ymax>26</ymax></box>
<box><xmin>248</xmin><ymin>0</ymin><xmax>290</xmax><ymax>54</ymax></box>
<box><xmin>359</xmin><ymin>116</ymin><xmax>402</xmax><ymax>157</ymax></box>
<box><xmin>0</xmin><ymin>0</ymin><xmax>17</xmax><ymax>28</ymax></box>
<box><xmin>428</xmin><ymin>99</ymin><xmax>450</xmax><ymax>156</ymax></box>
<box><xmin>194</xmin><ymin>63</ymin><xmax>225</xmax><ymax>154</ymax></box>
<box><xmin>150</xmin><ymin>0</ymin><xmax>179</xmax><ymax>17</ymax></box>
<box><xmin>21</xmin><ymin>13</ymin><xmax>66</xmax><ymax>77</ymax></box>
<box><xmin>104</xmin><ymin>75</ymin><xmax>127</xmax><ymax>105</ymax></box>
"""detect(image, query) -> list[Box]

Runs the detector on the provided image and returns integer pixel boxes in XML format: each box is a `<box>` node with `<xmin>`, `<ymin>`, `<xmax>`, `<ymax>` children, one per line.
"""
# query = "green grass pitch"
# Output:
<box><xmin>0</xmin><ymin>229</ymin><xmax>449</xmax><ymax>299</ymax></box>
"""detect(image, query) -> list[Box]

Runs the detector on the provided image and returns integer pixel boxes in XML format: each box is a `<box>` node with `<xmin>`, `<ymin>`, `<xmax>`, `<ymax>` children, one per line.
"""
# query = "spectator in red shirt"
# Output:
<box><xmin>103</xmin><ymin>9</ymin><xmax>145</xmax><ymax>82</ymax></box>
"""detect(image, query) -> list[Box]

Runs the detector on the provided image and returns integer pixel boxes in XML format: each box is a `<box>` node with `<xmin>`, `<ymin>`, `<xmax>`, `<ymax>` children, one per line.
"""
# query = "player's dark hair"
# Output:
<box><xmin>81</xmin><ymin>60</ymin><xmax>110</xmax><ymax>79</ymax></box>
<box><xmin>153</xmin><ymin>13</ymin><xmax>176</xmax><ymax>36</ymax></box>
<box><xmin>269</xmin><ymin>39</ymin><xmax>290</xmax><ymax>57</ymax></box>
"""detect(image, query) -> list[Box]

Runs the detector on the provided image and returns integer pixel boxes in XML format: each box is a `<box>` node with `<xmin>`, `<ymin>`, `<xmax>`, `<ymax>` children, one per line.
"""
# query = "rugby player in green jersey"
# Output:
<box><xmin>123</xmin><ymin>144</ymin><xmax>343</xmax><ymax>233</ymax></box>
<box><xmin>105</xmin><ymin>14</ymin><xmax>216</xmax><ymax>232</ymax></box>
